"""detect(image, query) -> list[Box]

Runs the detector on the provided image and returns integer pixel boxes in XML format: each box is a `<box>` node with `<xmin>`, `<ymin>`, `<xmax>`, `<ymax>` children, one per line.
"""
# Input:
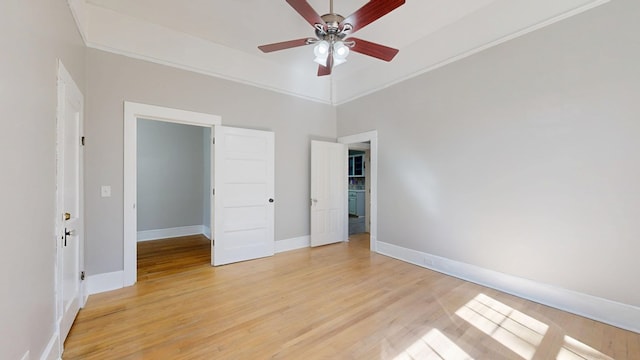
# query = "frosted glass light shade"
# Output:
<box><xmin>313</xmin><ymin>40</ymin><xmax>330</xmax><ymax>65</ymax></box>
<box><xmin>312</xmin><ymin>40</ymin><xmax>349</xmax><ymax>67</ymax></box>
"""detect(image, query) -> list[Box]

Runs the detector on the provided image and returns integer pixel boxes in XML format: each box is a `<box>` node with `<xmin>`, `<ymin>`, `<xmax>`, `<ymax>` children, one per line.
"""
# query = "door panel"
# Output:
<box><xmin>56</xmin><ymin>62</ymin><xmax>84</xmax><ymax>346</ymax></box>
<box><xmin>311</xmin><ymin>140</ymin><xmax>347</xmax><ymax>247</ymax></box>
<box><xmin>213</xmin><ymin>126</ymin><xmax>275</xmax><ymax>266</ymax></box>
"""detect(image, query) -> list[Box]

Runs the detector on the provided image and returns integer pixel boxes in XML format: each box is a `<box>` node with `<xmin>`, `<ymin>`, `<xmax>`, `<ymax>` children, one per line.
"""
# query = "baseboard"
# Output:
<box><xmin>40</xmin><ymin>331</ymin><xmax>60</xmax><ymax>360</ymax></box>
<box><xmin>376</xmin><ymin>241</ymin><xmax>640</xmax><ymax>334</ymax></box>
<box><xmin>86</xmin><ymin>270</ymin><xmax>124</xmax><ymax>295</ymax></box>
<box><xmin>370</xmin><ymin>234</ymin><xmax>377</xmax><ymax>252</ymax></box>
<box><xmin>82</xmin><ymin>280</ymin><xmax>89</xmax><ymax>305</ymax></box>
<box><xmin>137</xmin><ymin>225</ymin><xmax>204</xmax><ymax>241</ymax></box>
<box><xmin>275</xmin><ymin>235</ymin><xmax>310</xmax><ymax>253</ymax></box>
<box><xmin>203</xmin><ymin>225</ymin><xmax>211</xmax><ymax>240</ymax></box>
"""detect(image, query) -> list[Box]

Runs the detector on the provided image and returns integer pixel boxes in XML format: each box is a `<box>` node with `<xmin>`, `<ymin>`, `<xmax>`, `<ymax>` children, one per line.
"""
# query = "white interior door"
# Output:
<box><xmin>213</xmin><ymin>126</ymin><xmax>275</xmax><ymax>266</ymax></box>
<box><xmin>310</xmin><ymin>140</ymin><xmax>347</xmax><ymax>247</ymax></box>
<box><xmin>56</xmin><ymin>61</ymin><xmax>84</xmax><ymax>345</ymax></box>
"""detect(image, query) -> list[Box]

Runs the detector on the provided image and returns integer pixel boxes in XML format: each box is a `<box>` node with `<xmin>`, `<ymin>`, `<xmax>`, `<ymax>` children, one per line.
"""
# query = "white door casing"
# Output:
<box><xmin>123</xmin><ymin>102</ymin><xmax>221</xmax><ymax>286</ymax></box>
<box><xmin>56</xmin><ymin>61</ymin><xmax>85</xmax><ymax>347</ymax></box>
<box><xmin>310</xmin><ymin>140</ymin><xmax>347</xmax><ymax>247</ymax></box>
<box><xmin>213</xmin><ymin>126</ymin><xmax>275</xmax><ymax>265</ymax></box>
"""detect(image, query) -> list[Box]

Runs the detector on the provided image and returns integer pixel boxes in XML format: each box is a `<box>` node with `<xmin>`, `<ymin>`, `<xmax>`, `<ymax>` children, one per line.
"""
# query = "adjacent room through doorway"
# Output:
<box><xmin>136</xmin><ymin>119</ymin><xmax>212</xmax><ymax>277</ymax></box>
<box><xmin>348</xmin><ymin>143</ymin><xmax>370</xmax><ymax>237</ymax></box>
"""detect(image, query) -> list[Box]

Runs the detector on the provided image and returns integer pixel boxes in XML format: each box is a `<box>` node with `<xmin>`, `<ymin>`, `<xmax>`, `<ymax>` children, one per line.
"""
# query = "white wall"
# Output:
<box><xmin>0</xmin><ymin>1</ymin><xmax>85</xmax><ymax>359</ymax></box>
<box><xmin>338</xmin><ymin>0</ymin><xmax>640</xmax><ymax>308</ymax></box>
<box><xmin>137</xmin><ymin>119</ymin><xmax>207</xmax><ymax>233</ymax></box>
<box><xmin>85</xmin><ymin>48</ymin><xmax>337</xmax><ymax>275</ymax></box>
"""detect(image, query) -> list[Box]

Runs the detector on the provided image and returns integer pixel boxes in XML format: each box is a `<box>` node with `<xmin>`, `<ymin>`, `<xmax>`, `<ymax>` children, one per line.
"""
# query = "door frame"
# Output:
<box><xmin>123</xmin><ymin>102</ymin><xmax>221</xmax><ymax>286</ymax></box>
<box><xmin>338</xmin><ymin>130</ymin><xmax>378</xmax><ymax>252</ymax></box>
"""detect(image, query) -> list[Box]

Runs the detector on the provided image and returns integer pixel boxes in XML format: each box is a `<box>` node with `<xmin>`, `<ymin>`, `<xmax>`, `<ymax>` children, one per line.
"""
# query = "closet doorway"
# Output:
<box><xmin>123</xmin><ymin>102</ymin><xmax>276</xmax><ymax>286</ymax></box>
<box><xmin>123</xmin><ymin>103</ymin><xmax>219</xmax><ymax>286</ymax></box>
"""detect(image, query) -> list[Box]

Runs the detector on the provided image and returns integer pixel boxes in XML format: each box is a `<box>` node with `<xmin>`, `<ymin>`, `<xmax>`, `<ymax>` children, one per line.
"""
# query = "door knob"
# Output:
<box><xmin>269</xmin><ymin>198</ymin><xmax>274</xmax><ymax>203</ymax></box>
<box><xmin>64</xmin><ymin>212</ymin><xmax>71</xmax><ymax>220</ymax></box>
<box><xmin>64</xmin><ymin>228</ymin><xmax>72</xmax><ymax>247</ymax></box>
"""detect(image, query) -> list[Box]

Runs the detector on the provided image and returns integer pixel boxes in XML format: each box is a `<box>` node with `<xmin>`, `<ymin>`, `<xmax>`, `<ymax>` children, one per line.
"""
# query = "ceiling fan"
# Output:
<box><xmin>258</xmin><ymin>0</ymin><xmax>405</xmax><ymax>76</ymax></box>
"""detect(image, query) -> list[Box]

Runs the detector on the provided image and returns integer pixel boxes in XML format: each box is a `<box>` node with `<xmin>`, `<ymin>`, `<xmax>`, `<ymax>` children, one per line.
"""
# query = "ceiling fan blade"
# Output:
<box><xmin>317</xmin><ymin>64</ymin><xmax>331</xmax><ymax>76</ymax></box>
<box><xmin>340</xmin><ymin>0</ymin><xmax>405</xmax><ymax>34</ymax></box>
<box><xmin>258</xmin><ymin>38</ymin><xmax>313</xmax><ymax>53</ymax></box>
<box><xmin>348</xmin><ymin>37</ymin><xmax>399</xmax><ymax>62</ymax></box>
<box><xmin>286</xmin><ymin>0</ymin><xmax>326</xmax><ymax>29</ymax></box>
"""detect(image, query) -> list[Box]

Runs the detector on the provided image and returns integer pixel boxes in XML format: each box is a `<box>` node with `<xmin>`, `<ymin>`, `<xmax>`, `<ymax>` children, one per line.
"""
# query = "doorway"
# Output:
<box><xmin>123</xmin><ymin>103</ymin><xmax>220</xmax><ymax>286</ymax></box>
<box><xmin>136</xmin><ymin>119</ymin><xmax>211</xmax><ymax>276</ymax></box>
<box><xmin>347</xmin><ymin>145</ymin><xmax>370</xmax><ymax>237</ymax></box>
<box><xmin>339</xmin><ymin>131</ymin><xmax>378</xmax><ymax>252</ymax></box>
<box><xmin>124</xmin><ymin>103</ymin><xmax>276</xmax><ymax>285</ymax></box>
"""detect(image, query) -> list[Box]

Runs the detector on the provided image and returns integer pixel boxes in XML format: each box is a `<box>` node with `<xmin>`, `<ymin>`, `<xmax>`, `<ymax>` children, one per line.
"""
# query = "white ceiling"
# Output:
<box><xmin>69</xmin><ymin>0</ymin><xmax>608</xmax><ymax>104</ymax></box>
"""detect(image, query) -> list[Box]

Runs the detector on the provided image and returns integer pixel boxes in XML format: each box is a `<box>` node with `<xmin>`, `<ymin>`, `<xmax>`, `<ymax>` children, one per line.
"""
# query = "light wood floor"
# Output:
<box><xmin>64</xmin><ymin>234</ymin><xmax>639</xmax><ymax>359</ymax></box>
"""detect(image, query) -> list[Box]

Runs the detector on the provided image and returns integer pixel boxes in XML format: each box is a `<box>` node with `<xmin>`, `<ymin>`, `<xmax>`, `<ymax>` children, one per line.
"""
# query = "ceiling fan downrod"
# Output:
<box><xmin>316</xmin><ymin>1</ymin><xmax>350</xmax><ymax>43</ymax></box>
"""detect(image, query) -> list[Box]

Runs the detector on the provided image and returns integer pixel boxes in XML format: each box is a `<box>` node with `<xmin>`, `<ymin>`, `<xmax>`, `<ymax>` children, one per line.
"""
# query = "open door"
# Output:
<box><xmin>56</xmin><ymin>61</ymin><xmax>84</xmax><ymax>345</ymax></box>
<box><xmin>310</xmin><ymin>140</ymin><xmax>347</xmax><ymax>247</ymax></box>
<box><xmin>213</xmin><ymin>126</ymin><xmax>275</xmax><ymax>265</ymax></box>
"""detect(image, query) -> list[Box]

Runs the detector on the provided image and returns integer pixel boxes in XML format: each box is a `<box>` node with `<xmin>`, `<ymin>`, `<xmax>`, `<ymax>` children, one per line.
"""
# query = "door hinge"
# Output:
<box><xmin>212</xmin><ymin>239</ymin><xmax>215</xmax><ymax>246</ymax></box>
<box><xmin>212</xmin><ymin>188</ymin><xmax>215</xmax><ymax>195</ymax></box>
<box><xmin>80</xmin><ymin>271</ymin><xmax>85</xmax><ymax>281</ymax></box>
<box><xmin>81</xmin><ymin>136</ymin><xmax>85</xmax><ymax>146</ymax></box>
<box><xmin>212</xmin><ymin>137</ymin><xmax>215</xmax><ymax>144</ymax></box>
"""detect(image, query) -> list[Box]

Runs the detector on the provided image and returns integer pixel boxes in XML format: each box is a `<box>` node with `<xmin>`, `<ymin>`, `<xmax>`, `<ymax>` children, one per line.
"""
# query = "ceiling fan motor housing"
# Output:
<box><xmin>316</xmin><ymin>13</ymin><xmax>349</xmax><ymax>41</ymax></box>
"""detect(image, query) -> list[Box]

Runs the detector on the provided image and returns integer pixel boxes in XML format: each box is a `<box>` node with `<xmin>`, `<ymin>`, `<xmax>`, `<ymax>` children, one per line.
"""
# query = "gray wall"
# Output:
<box><xmin>85</xmin><ymin>48</ymin><xmax>336</xmax><ymax>274</ymax></box>
<box><xmin>338</xmin><ymin>0</ymin><xmax>640</xmax><ymax>307</ymax></box>
<box><xmin>137</xmin><ymin>119</ymin><xmax>207</xmax><ymax>232</ymax></box>
<box><xmin>0</xmin><ymin>1</ymin><xmax>86</xmax><ymax>359</ymax></box>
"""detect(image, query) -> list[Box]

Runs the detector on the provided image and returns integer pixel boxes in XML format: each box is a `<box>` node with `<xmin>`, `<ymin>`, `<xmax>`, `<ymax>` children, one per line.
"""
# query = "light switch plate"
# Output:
<box><xmin>101</xmin><ymin>185</ymin><xmax>111</xmax><ymax>198</ymax></box>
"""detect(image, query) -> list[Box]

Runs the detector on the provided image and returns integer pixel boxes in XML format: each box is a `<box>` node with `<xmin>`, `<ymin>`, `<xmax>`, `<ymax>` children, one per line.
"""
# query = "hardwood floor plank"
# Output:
<box><xmin>63</xmin><ymin>234</ymin><xmax>639</xmax><ymax>359</ymax></box>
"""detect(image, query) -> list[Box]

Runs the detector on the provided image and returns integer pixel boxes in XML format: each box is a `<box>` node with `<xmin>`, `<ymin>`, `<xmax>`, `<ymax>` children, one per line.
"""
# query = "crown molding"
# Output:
<box><xmin>68</xmin><ymin>0</ymin><xmax>609</xmax><ymax>106</ymax></box>
<box><xmin>334</xmin><ymin>0</ymin><xmax>610</xmax><ymax>105</ymax></box>
<box><xmin>81</xmin><ymin>2</ymin><xmax>333</xmax><ymax>104</ymax></box>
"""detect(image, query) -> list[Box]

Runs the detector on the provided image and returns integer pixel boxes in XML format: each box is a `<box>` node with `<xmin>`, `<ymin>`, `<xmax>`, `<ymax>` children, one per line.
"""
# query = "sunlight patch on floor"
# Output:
<box><xmin>557</xmin><ymin>335</ymin><xmax>614</xmax><ymax>360</ymax></box>
<box><xmin>393</xmin><ymin>329</ymin><xmax>473</xmax><ymax>360</ymax></box>
<box><xmin>455</xmin><ymin>293</ymin><xmax>549</xmax><ymax>359</ymax></box>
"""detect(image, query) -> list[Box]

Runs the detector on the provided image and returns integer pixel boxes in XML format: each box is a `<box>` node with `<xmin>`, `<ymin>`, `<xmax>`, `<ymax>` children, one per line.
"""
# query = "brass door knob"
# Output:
<box><xmin>64</xmin><ymin>212</ymin><xmax>71</xmax><ymax>220</ymax></box>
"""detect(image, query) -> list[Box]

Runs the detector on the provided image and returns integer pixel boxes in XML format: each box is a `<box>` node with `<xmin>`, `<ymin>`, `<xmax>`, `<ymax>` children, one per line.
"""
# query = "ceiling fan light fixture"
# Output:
<box><xmin>333</xmin><ymin>56</ymin><xmax>346</xmax><ymax>67</ymax></box>
<box><xmin>333</xmin><ymin>41</ymin><xmax>350</xmax><ymax>66</ymax></box>
<box><xmin>313</xmin><ymin>56</ymin><xmax>328</xmax><ymax>65</ymax></box>
<box><xmin>313</xmin><ymin>40</ymin><xmax>330</xmax><ymax>65</ymax></box>
<box><xmin>313</xmin><ymin>40</ymin><xmax>349</xmax><ymax>67</ymax></box>
<box><xmin>314</xmin><ymin>40</ymin><xmax>330</xmax><ymax>57</ymax></box>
